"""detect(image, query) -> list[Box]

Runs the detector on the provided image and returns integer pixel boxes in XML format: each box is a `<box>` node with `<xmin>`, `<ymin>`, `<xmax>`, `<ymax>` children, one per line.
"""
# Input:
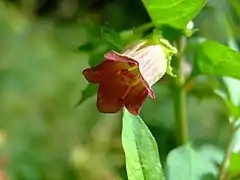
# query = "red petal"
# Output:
<box><xmin>104</xmin><ymin>51</ymin><xmax>138</xmax><ymax>64</ymax></box>
<box><xmin>97</xmin><ymin>75</ymin><xmax>129</xmax><ymax>114</ymax></box>
<box><xmin>140</xmin><ymin>77</ymin><xmax>155</xmax><ymax>98</ymax></box>
<box><xmin>83</xmin><ymin>61</ymin><xmax>121</xmax><ymax>84</ymax></box>
<box><xmin>83</xmin><ymin>68</ymin><xmax>100</xmax><ymax>84</ymax></box>
<box><xmin>105</xmin><ymin>51</ymin><xmax>155</xmax><ymax>98</ymax></box>
<box><xmin>123</xmin><ymin>83</ymin><xmax>148</xmax><ymax>115</ymax></box>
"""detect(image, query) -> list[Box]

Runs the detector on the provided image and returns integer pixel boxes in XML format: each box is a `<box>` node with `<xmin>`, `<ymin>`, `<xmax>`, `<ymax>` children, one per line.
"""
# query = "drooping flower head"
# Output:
<box><xmin>83</xmin><ymin>32</ymin><xmax>177</xmax><ymax>115</ymax></box>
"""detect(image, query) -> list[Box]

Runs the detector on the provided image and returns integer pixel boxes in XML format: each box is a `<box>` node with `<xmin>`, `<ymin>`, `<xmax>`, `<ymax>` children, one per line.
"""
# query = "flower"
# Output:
<box><xmin>83</xmin><ymin>37</ymin><xmax>177</xmax><ymax>115</ymax></box>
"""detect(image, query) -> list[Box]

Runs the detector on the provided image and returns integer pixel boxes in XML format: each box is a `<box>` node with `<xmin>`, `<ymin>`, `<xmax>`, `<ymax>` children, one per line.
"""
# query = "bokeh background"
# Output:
<box><xmin>0</xmin><ymin>0</ymin><xmax>240</xmax><ymax>179</ymax></box>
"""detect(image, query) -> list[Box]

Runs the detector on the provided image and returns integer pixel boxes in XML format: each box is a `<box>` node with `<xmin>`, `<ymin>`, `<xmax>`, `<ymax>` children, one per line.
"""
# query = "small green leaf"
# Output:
<box><xmin>161</xmin><ymin>41</ymin><xmax>177</xmax><ymax>78</ymax></box>
<box><xmin>75</xmin><ymin>83</ymin><xmax>98</xmax><ymax>106</ymax></box>
<box><xmin>78</xmin><ymin>42</ymin><xmax>94</xmax><ymax>51</ymax></box>
<box><xmin>215</xmin><ymin>89</ymin><xmax>240</xmax><ymax>120</ymax></box>
<box><xmin>152</xmin><ymin>32</ymin><xmax>177</xmax><ymax>78</ymax></box>
<box><xmin>141</xmin><ymin>0</ymin><xmax>206</xmax><ymax>29</ymax></box>
<box><xmin>196</xmin><ymin>40</ymin><xmax>240</xmax><ymax>80</ymax></box>
<box><xmin>166</xmin><ymin>60</ymin><xmax>176</xmax><ymax>77</ymax></box>
<box><xmin>223</xmin><ymin>77</ymin><xmax>240</xmax><ymax>107</ymax></box>
<box><xmin>229</xmin><ymin>153</ymin><xmax>240</xmax><ymax>174</ymax></box>
<box><xmin>101</xmin><ymin>27</ymin><xmax>125</xmax><ymax>50</ymax></box>
<box><xmin>122</xmin><ymin>109</ymin><xmax>164</xmax><ymax>180</ymax></box>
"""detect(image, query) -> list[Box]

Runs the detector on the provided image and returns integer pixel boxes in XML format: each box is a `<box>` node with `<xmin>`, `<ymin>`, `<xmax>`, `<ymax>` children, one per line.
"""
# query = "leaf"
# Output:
<box><xmin>229</xmin><ymin>153</ymin><xmax>240</xmax><ymax>174</ymax></box>
<box><xmin>153</xmin><ymin>32</ymin><xmax>177</xmax><ymax>77</ymax></box>
<box><xmin>165</xmin><ymin>144</ymin><xmax>223</xmax><ymax>180</ymax></box>
<box><xmin>196</xmin><ymin>40</ymin><xmax>240</xmax><ymax>80</ymax></box>
<box><xmin>212</xmin><ymin>39</ymin><xmax>240</xmax><ymax>153</ymax></box>
<box><xmin>75</xmin><ymin>83</ymin><xmax>98</xmax><ymax>106</ymax></box>
<box><xmin>215</xmin><ymin>89</ymin><xmax>240</xmax><ymax>120</ymax></box>
<box><xmin>188</xmin><ymin>76</ymin><xmax>221</xmax><ymax>101</ymax></box>
<box><xmin>229</xmin><ymin>0</ymin><xmax>240</xmax><ymax>18</ymax></box>
<box><xmin>223</xmin><ymin>76</ymin><xmax>240</xmax><ymax>108</ymax></box>
<box><xmin>78</xmin><ymin>42</ymin><xmax>94</xmax><ymax>51</ymax></box>
<box><xmin>141</xmin><ymin>0</ymin><xmax>206</xmax><ymax>29</ymax></box>
<box><xmin>122</xmin><ymin>109</ymin><xmax>164</xmax><ymax>180</ymax></box>
<box><xmin>200</xmin><ymin>174</ymin><xmax>216</xmax><ymax>180</ymax></box>
<box><xmin>101</xmin><ymin>26</ymin><xmax>125</xmax><ymax>50</ymax></box>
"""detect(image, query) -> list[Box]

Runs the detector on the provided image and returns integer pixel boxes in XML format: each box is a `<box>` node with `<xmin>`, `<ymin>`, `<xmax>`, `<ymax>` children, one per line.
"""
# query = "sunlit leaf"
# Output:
<box><xmin>122</xmin><ymin>109</ymin><xmax>164</xmax><ymax>180</ymax></box>
<box><xmin>141</xmin><ymin>0</ymin><xmax>206</xmax><ymax>29</ymax></box>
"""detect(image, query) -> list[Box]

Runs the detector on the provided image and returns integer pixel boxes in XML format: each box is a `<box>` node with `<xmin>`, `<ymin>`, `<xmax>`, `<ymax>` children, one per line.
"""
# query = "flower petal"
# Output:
<box><xmin>140</xmin><ymin>77</ymin><xmax>155</xmax><ymax>98</ymax></box>
<box><xmin>97</xmin><ymin>75</ymin><xmax>129</xmax><ymax>113</ymax></box>
<box><xmin>105</xmin><ymin>51</ymin><xmax>155</xmax><ymax>98</ymax></box>
<box><xmin>123</xmin><ymin>44</ymin><xmax>167</xmax><ymax>87</ymax></box>
<box><xmin>104</xmin><ymin>51</ymin><xmax>137</xmax><ymax>65</ymax></box>
<box><xmin>123</xmin><ymin>84</ymin><xmax>148</xmax><ymax>115</ymax></box>
<box><xmin>83</xmin><ymin>61</ymin><xmax>120</xmax><ymax>83</ymax></box>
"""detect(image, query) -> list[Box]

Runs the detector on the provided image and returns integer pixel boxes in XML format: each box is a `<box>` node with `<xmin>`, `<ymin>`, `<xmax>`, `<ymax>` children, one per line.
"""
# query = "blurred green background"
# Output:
<box><xmin>0</xmin><ymin>0</ymin><xmax>240</xmax><ymax>179</ymax></box>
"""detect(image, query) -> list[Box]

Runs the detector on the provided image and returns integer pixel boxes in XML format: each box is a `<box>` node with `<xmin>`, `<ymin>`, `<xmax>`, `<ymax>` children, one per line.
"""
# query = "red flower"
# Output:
<box><xmin>83</xmin><ymin>40</ymin><xmax>175</xmax><ymax>115</ymax></box>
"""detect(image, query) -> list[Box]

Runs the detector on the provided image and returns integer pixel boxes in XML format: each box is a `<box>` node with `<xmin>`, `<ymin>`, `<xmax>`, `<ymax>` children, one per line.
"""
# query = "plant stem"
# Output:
<box><xmin>218</xmin><ymin>123</ymin><xmax>236</xmax><ymax>180</ymax></box>
<box><xmin>173</xmin><ymin>36</ymin><xmax>188</xmax><ymax>145</ymax></box>
<box><xmin>135</xmin><ymin>22</ymin><xmax>154</xmax><ymax>33</ymax></box>
<box><xmin>174</xmin><ymin>87</ymin><xmax>188</xmax><ymax>144</ymax></box>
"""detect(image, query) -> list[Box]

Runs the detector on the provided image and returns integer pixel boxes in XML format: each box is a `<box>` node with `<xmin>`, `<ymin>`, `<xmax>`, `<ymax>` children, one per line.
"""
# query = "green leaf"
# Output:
<box><xmin>215</xmin><ymin>89</ymin><xmax>240</xmax><ymax>120</ymax></box>
<box><xmin>196</xmin><ymin>40</ymin><xmax>240</xmax><ymax>80</ymax></box>
<box><xmin>165</xmin><ymin>144</ymin><xmax>223</xmax><ymax>180</ymax></box>
<box><xmin>230</xmin><ymin>0</ymin><xmax>240</xmax><ymax>18</ymax></box>
<box><xmin>223</xmin><ymin>78</ymin><xmax>240</xmax><ymax>153</ymax></box>
<box><xmin>229</xmin><ymin>153</ymin><xmax>240</xmax><ymax>174</ymax></box>
<box><xmin>223</xmin><ymin>77</ymin><xmax>240</xmax><ymax>108</ymax></box>
<box><xmin>78</xmin><ymin>42</ymin><xmax>94</xmax><ymax>51</ymax></box>
<box><xmin>141</xmin><ymin>0</ymin><xmax>206</xmax><ymax>29</ymax></box>
<box><xmin>153</xmin><ymin>32</ymin><xmax>177</xmax><ymax>78</ymax></box>
<box><xmin>122</xmin><ymin>109</ymin><xmax>164</xmax><ymax>180</ymax></box>
<box><xmin>101</xmin><ymin>26</ymin><xmax>126</xmax><ymax>51</ymax></box>
<box><xmin>75</xmin><ymin>83</ymin><xmax>98</xmax><ymax>106</ymax></box>
<box><xmin>188</xmin><ymin>76</ymin><xmax>221</xmax><ymax>101</ymax></box>
<box><xmin>200</xmin><ymin>174</ymin><xmax>216</xmax><ymax>180</ymax></box>
<box><xmin>166</xmin><ymin>60</ymin><xmax>176</xmax><ymax>77</ymax></box>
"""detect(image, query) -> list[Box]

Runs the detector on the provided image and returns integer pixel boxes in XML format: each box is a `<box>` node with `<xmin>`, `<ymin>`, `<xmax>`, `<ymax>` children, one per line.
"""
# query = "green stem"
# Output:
<box><xmin>135</xmin><ymin>22</ymin><xmax>154</xmax><ymax>33</ymax></box>
<box><xmin>174</xmin><ymin>87</ymin><xmax>188</xmax><ymax>144</ymax></box>
<box><xmin>218</xmin><ymin>123</ymin><xmax>237</xmax><ymax>180</ymax></box>
<box><xmin>173</xmin><ymin>36</ymin><xmax>188</xmax><ymax>145</ymax></box>
<box><xmin>218</xmin><ymin>133</ymin><xmax>233</xmax><ymax>180</ymax></box>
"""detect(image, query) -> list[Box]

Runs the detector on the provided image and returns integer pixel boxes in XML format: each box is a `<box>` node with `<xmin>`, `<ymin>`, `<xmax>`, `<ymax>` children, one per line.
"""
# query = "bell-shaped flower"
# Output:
<box><xmin>83</xmin><ymin>35</ymin><xmax>177</xmax><ymax>115</ymax></box>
